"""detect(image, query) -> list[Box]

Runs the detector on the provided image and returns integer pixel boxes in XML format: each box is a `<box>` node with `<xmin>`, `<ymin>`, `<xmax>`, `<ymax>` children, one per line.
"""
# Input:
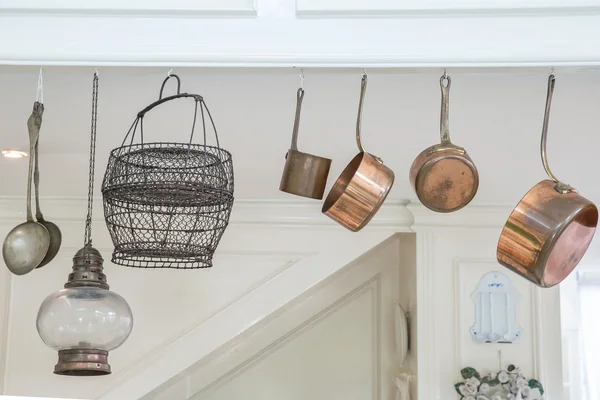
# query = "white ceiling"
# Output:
<box><xmin>1</xmin><ymin>66</ymin><xmax>599</xmax><ymax>206</ymax></box>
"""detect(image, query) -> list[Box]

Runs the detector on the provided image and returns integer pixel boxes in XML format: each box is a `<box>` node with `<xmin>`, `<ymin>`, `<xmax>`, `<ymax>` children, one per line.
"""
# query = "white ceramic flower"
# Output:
<box><xmin>465</xmin><ymin>396</ymin><xmax>476</xmax><ymax>400</ymax></box>
<box><xmin>516</xmin><ymin>378</ymin><xmax>527</xmax><ymax>388</ymax></box>
<box><xmin>461</xmin><ymin>380</ymin><xmax>478</xmax><ymax>395</ymax></box>
<box><xmin>467</xmin><ymin>377</ymin><xmax>481</xmax><ymax>387</ymax></box>
<box><xmin>476</xmin><ymin>396</ymin><xmax>490</xmax><ymax>400</ymax></box>
<box><xmin>527</xmin><ymin>388</ymin><xmax>543</xmax><ymax>400</ymax></box>
<box><xmin>498</xmin><ymin>371</ymin><xmax>510</xmax><ymax>383</ymax></box>
<box><xmin>521</xmin><ymin>386</ymin><xmax>531</xmax><ymax>397</ymax></box>
<box><xmin>491</xmin><ymin>396</ymin><xmax>503</xmax><ymax>400</ymax></box>
<box><xmin>479</xmin><ymin>383</ymin><xmax>490</xmax><ymax>392</ymax></box>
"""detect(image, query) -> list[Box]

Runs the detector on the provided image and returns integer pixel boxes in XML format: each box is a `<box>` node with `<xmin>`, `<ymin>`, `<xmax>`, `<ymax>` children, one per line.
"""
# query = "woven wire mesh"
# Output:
<box><xmin>101</xmin><ymin>79</ymin><xmax>234</xmax><ymax>269</ymax></box>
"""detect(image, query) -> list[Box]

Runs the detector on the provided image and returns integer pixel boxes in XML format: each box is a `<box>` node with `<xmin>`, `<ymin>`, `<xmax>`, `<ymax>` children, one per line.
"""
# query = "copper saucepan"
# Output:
<box><xmin>280</xmin><ymin>87</ymin><xmax>332</xmax><ymax>199</ymax></box>
<box><xmin>322</xmin><ymin>73</ymin><xmax>395</xmax><ymax>232</ymax></box>
<box><xmin>497</xmin><ymin>74</ymin><xmax>598</xmax><ymax>288</ymax></box>
<box><xmin>410</xmin><ymin>73</ymin><xmax>479</xmax><ymax>213</ymax></box>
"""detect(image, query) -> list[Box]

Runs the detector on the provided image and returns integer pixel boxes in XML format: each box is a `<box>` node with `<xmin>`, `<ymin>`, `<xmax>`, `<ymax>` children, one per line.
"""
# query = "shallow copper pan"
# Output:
<box><xmin>280</xmin><ymin>88</ymin><xmax>331</xmax><ymax>199</ymax></box>
<box><xmin>497</xmin><ymin>75</ymin><xmax>598</xmax><ymax>288</ymax></box>
<box><xmin>409</xmin><ymin>74</ymin><xmax>479</xmax><ymax>213</ymax></box>
<box><xmin>322</xmin><ymin>74</ymin><xmax>394</xmax><ymax>232</ymax></box>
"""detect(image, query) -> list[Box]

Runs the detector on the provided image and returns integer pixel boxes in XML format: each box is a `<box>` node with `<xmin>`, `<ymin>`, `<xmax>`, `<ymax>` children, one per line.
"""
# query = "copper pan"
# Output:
<box><xmin>409</xmin><ymin>73</ymin><xmax>479</xmax><ymax>213</ymax></box>
<box><xmin>497</xmin><ymin>74</ymin><xmax>598</xmax><ymax>288</ymax></box>
<box><xmin>322</xmin><ymin>73</ymin><xmax>395</xmax><ymax>232</ymax></box>
<box><xmin>280</xmin><ymin>87</ymin><xmax>332</xmax><ymax>199</ymax></box>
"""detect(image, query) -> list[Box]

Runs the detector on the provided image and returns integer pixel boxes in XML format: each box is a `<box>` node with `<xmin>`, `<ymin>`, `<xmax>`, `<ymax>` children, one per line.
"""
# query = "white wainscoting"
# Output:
<box><xmin>144</xmin><ymin>236</ymin><xmax>410</xmax><ymax>400</ymax></box>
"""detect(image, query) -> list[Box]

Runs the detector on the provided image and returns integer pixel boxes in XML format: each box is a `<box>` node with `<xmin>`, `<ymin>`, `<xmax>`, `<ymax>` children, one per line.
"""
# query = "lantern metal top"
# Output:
<box><xmin>64</xmin><ymin>245</ymin><xmax>109</xmax><ymax>290</ymax></box>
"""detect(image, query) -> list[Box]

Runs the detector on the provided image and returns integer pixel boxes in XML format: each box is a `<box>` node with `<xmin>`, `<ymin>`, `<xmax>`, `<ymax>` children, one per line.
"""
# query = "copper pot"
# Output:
<box><xmin>497</xmin><ymin>74</ymin><xmax>598</xmax><ymax>288</ymax></box>
<box><xmin>322</xmin><ymin>73</ymin><xmax>395</xmax><ymax>232</ymax></box>
<box><xmin>280</xmin><ymin>88</ymin><xmax>332</xmax><ymax>199</ymax></box>
<box><xmin>409</xmin><ymin>73</ymin><xmax>479</xmax><ymax>213</ymax></box>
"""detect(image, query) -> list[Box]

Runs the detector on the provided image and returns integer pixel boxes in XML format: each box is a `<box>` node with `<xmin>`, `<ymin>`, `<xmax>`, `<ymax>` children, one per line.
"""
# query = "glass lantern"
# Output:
<box><xmin>36</xmin><ymin>246</ymin><xmax>133</xmax><ymax>375</ymax></box>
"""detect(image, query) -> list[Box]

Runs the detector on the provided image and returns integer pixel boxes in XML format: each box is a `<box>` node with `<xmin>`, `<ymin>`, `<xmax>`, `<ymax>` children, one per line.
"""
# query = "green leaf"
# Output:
<box><xmin>529</xmin><ymin>379</ymin><xmax>544</xmax><ymax>395</ymax></box>
<box><xmin>485</xmin><ymin>378</ymin><xmax>500</xmax><ymax>386</ymax></box>
<box><xmin>461</xmin><ymin>367</ymin><xmax>481</xmax><ymax>380</ymax></box>
<box><xmin>455</xmin><ymin>383</ymin><xmax>464</xmax><ymax>395</ymax></box>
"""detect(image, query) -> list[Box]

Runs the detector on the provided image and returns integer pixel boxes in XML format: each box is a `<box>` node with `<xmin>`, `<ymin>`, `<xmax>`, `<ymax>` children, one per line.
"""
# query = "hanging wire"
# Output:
<box><xmin>84</xmin><ymin>72</ymin><xmax>99</xmax><ymax>247</ymax></box>
<box><xmin>36</xmin><ymin>67</ymin><xmax>44</xmax><ymax>104</ymax></box>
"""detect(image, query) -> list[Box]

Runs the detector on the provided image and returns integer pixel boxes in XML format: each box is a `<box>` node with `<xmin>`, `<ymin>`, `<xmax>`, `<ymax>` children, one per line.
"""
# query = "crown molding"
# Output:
<box><xmin>0</xmin><ymin>197</ymin><xmax>518</xmax><ymax>230</ymax></box>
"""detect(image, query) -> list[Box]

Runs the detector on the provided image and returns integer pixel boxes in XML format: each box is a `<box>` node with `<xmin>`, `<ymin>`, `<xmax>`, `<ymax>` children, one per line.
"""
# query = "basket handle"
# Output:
<box><xmin>137</xmin><ymin>93</ymin><xmax>203</xmax><ymax>118</ymax></box>
<box><xmin>120</xmin><ymin>75</ymin><xmax>221</xmax><ymax>148</ymax></box>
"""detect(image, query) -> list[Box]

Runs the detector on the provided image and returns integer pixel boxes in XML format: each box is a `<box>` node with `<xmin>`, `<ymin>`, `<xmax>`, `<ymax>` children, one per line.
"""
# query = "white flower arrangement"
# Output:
<box><xmin>454</xmin><ymin>365</ymin><xmax>544</xmax><ymax>400</ymax></box>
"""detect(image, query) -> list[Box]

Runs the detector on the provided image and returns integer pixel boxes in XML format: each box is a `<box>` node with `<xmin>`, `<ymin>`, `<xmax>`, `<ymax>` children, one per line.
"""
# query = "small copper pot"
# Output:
<box><xmin>409</xmin><ymin>74</ymin><xmax>479</xmax><ymax>213</ymax></box>
<box><xmin>497</xmin><ymin>75</ymin><xmax>598</xmax><ymax>288</ymax></box>
<box><xmin>322</xmin><ymin>74</ymin><xmax>395</xmax><ymax>232</ymax></box>
<box><xmin>280</xmin><ymin>88</ymin><xmax>332</xmax><ymax>199</ymax></box>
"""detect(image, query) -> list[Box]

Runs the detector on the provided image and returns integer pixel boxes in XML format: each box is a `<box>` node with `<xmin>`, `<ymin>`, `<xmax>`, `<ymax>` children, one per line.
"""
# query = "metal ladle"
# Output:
<box><xmin>33</xmin><ymin>105</ymin><xmax>62</xmax><ymax>268</ymax></box>
<box><xmin>2</xmin><ymin>102</ymin><xmax>50</xmax><ymax>275</ymax></box>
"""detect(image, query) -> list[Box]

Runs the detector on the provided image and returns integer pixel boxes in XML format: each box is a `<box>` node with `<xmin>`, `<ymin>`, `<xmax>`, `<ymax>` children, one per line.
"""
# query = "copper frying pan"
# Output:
<box><xmin>409</xmin><ymin>73</ymin><xmax>479</xmax><ymax>213</ymax></box>
<box><xmin>322</xmin><ymin>73</ymin><xmax>395</xmax><ymax>232</ymax></box>
<box><xmin>497</xmin><ymin>74</ymin><xmax>598</xmax><ymax>288</ymax></box>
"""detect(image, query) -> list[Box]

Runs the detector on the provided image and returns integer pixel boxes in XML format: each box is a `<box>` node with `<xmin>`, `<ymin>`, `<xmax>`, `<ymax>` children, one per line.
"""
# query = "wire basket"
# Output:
<box><xmin>101</xmin><ymin>74</ymin><xmax>234</xmax><ymax>269</ymax></box>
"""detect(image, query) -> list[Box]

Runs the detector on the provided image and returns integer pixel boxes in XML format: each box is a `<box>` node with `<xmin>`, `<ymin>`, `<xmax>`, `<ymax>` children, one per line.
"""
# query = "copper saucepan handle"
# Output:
<box><xmin>439</xmin><ymin>73</ymin><xmax>452</xmax><ymax>145</ymax></box>
<box><xmin>356</xmin><ymin>73</ymin><xmax>383</xmax><ymax>163</ymax></box>
<box><xmin>540</xmin><ymin>74</ymin><xmax>574</xmax><ymax>194</ymax></box>
<box><xmin>289</xmin><ymin>87</ymin><xmax>305</xmax><ymax>151</ymax></box>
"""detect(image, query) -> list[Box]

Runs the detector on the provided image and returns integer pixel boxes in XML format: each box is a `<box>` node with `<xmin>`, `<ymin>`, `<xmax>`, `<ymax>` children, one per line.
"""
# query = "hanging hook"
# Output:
<box><xmin>443</xmin><ymin>68</ymin><xmax>448</xmax><ymax>79</ymax></box>
<box><xmin>94</xmin><ymin>67</ymin><xmax>99</xmax><ymax>77</ymax></box>
<box><xmin>300</xmin><ymin>68</ymin><xmax>305</xmax><ymax>90</ymax></box>
<box><xmin>362</xmin><ymin>68</ymin><xmax>368</xmax><ymax>78</ymax></box>
<box><xmin>36</xmin><ymin>66</ymin><xmax>44</xmax><ymax>104</ymax></box>
<box><xmin>167</xmin><ymin>68</ymin><xmax>173</xmax><ymax>77</ymax></box>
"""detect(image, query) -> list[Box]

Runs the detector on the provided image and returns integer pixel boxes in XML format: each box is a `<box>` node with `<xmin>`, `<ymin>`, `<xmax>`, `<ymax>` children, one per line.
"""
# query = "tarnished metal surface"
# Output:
<box><xmin>410</xmin><ymin>146</ymin><xmax>478</xmax><ymax>213</ymax></box>
<box><xmin>280</xmin><ymin>88</ymin><xmax>331</xmax><ymax>199</ymax></box>
<box><xmin>497</xmin><ymin>180</ymin><xmax>598</xmax><ymax>287</ymax></box>
<box><xmin>322</xmin><ymin>152</ymin><xmax>394</xmax><ymax>232</ymax></box>
<box><xmin>55</xmin><ymin>349</ymin><xmax>110</xmax><ymax>376</ymax></box>
<box><xmin>410</xmin><ymin>73</ymin><xmax>479</xmax><ymax>213</ymax></box>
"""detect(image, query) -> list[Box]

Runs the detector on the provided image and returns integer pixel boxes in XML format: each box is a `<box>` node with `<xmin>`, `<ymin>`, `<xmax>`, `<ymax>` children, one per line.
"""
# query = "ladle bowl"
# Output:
<box><xmin>3</xmin><ymin>222</ymin><xmax>50</xmax><ymax>275</ymax></box>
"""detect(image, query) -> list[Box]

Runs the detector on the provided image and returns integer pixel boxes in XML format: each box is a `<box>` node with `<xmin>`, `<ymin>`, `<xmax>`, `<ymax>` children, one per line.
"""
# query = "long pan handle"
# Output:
<box><xmin>540</xmin><ymin>74</ymin><xmax>574</xmax><ymax>194</ymax></box>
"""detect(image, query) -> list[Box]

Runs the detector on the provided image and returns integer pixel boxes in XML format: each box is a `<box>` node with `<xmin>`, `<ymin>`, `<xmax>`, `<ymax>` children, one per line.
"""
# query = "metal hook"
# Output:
<box><xmin>300</xmin><ymin>68</ymin><xmax>305</xmax><ymax>89</ymax></box>
<box><xmin>36</xmin><ymin>66</ymin><xmax>44</xmax><ymax>104</ymax></box>
<box><xmin>94</xmin><ymin>68</ymin><xmax>99</xmax><ymax>77</ymax></box>
<box><xmin>167</xmin><ymin>68</ymin><xmax>173</xmax><ymax>77</ymax></box>
<box><xmin>362</xmin><ymin>68</ymin><xmax>368</xmax><ymax>78</ymax></box>
<box><xmin>443</xmin><ymin>68</ymin><xmax>448</xmax><ymax>79</ymax></box>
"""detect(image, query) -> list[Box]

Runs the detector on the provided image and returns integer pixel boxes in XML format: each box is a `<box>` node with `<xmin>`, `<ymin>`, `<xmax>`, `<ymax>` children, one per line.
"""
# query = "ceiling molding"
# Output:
<box><xmin>0</xmin><ymin>197</ymin><xmax>518</xmax><ymax>230</ymax></box>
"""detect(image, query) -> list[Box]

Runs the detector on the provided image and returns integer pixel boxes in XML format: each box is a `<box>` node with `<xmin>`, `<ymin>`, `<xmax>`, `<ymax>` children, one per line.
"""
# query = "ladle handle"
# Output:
<box><xmin>34</xmin><ymin>141</ymin><xmax>43</xmax><ymax>221</ymax></box>
<box><xmin>440</xmin><ymin>73</ymin><xmax>452</xmax><ymax>145</ymax></box>
<box><xmin>540</xmin><ymin>74</ymin><xmax>573</xmax><ymax>193</ymax></box>
<box><xmin>26</xmin><ymin>102</ymin><xmax>44</xmax><ymax>222</ymax></box>
<box><xmin>289</xmin><ymin>88</ymin><xmax>304</xmax><ymax>151</ymax></box>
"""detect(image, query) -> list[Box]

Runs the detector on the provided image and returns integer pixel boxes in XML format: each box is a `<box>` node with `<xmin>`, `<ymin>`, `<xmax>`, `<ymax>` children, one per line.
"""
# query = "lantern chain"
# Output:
<box><xmin>84</xmin><ymin>73</ymin><xmax>99</xmax><ymax>247</ymax></box>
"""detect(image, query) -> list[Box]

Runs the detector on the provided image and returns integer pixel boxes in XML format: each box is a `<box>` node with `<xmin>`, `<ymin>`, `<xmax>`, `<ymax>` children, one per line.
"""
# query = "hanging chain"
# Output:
<box><xmin>84</xmin><ymin>73</ymin><xmax>99</xmax><ymax>247</ymax></box>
